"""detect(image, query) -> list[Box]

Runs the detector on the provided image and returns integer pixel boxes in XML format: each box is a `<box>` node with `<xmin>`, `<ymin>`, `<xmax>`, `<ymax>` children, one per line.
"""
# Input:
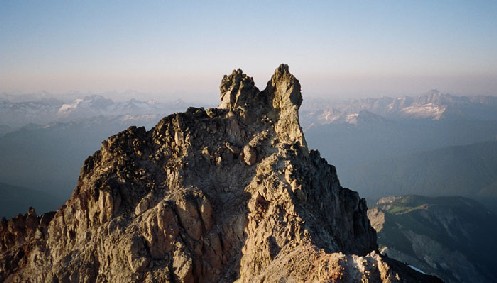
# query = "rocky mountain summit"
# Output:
<box><xmin>0</xmin><ymin>65</ymin><xmax>439</xmax><ymax>282</ymax></box>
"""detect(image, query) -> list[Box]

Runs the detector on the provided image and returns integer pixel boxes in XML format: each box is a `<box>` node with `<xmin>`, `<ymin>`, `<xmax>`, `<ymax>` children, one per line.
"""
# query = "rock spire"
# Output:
<box><xmin>0</xmin><ymin>65</ymin><xmax>440</xmax><ymax>282</ymax></box>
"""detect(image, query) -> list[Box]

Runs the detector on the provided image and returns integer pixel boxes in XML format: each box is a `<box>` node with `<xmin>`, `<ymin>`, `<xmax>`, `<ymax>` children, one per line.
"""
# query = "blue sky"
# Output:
<box><xmin>1</xmin><ymin>1</ymin><xmax>497</xmax><ymax>102</ymax></box>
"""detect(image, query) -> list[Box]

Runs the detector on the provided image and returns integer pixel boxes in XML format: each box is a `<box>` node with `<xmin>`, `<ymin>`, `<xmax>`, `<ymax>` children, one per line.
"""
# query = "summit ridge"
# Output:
<box><xmin>0</xmin><ymin>65</ymin><xmax>439</xmax><ymax>282</ymax></box>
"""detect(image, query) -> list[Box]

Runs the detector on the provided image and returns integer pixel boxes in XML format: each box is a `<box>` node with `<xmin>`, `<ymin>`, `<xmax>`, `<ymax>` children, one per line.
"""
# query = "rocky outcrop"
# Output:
<box><xmin>369</xmin><ymin>195</ymin><xmax>497</xmax><ymax>283</ymax></box>
<box><xmin>0</xmin><ymin>65</ymin><xmax>439</xmax><ymax>282</ymax></box>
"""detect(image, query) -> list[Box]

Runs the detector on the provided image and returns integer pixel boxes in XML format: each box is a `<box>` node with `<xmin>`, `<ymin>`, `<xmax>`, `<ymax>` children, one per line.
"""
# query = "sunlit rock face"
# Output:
<box><xmin>0</xmin><ymin>65</ymin><xmax>440</xmax><ymax>282</ymax></box>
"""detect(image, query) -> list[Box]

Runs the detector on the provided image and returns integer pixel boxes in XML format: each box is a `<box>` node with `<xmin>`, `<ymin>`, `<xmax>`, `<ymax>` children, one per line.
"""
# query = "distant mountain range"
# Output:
<box><xmin>1</xmin><ymin>91</ymin><xmax>497</xmax><ymax>216</ymax></box>
<box><xmin>343</xmin><ymin>140</ymin><xmax>497</xmax><ymax>200</ymax></box>
<box><xmin>0</xmin><ymin>95</ymin><xmax>207</xmax><ymax>216</ymax></box>
<box><xmin>0</xmin><ymin>95</ymin><xmax>195</xmax><ymax>131</ymax></box>
<box><xmin>300</xmin><ymin>90</ymin><xmax>497</xmax><ymax>128</ymax></box>
<box><xmin>0</xmin><ymin>116</ymin><xmax>163</xmax><ymax>204</ymax></box>
<box><xmin>368</xmin><ymin>195</ymin><xmax>497</xmax><ymax>283</ymax></box>
<box><xmin>303</xmin><ymin>91</ymin><xmax>497</xmax><ymax>211</ymax></box>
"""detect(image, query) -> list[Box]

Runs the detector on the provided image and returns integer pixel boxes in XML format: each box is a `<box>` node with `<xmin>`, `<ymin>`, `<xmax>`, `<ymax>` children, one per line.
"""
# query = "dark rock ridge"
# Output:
<box><xmin>0</xmin><ymin>65</ymin><xmax>439</xmax><ymax>282</ymax></box>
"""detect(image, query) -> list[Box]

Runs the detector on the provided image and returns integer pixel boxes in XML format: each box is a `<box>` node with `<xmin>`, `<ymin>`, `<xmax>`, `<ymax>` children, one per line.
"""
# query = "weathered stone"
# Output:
<box><xmin>0</xmin><ymin>65</ymin><xmax>440</xmax><ymax>283</ymax></box>
<box><xmin>242</xmin><ymin>145</ymin><xmax>257</xmax><ymax>165</ymax></box>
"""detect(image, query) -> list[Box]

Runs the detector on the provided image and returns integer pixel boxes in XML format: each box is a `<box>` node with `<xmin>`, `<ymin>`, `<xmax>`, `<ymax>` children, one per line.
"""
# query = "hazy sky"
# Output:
<box><xmin>1</xmin><ymin>1</ymin><xmax>497</xmax><ymax>102</ymax></box>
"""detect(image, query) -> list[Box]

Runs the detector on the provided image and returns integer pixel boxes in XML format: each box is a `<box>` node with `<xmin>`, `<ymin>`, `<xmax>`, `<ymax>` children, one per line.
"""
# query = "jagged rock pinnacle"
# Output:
<box><xmin>219</xmin><ymin>64</ymin><xmax>306</xmax><ymax>148</ymax></box>
<box><xmin>0</xmin><ymin>65</ymin><xmax>440</xmax><ymax>283</ymax></box>
<box><xmin>219</xmin><ymin>69</ymin><xmax>258</xmax><ymax>110</ymax></box>
<box><xmin>268</xmin><ymin>64</ymin><xmax>303</xmax><ymax>108</ymax></box>
<box><xmin>219</xmin><ymin>64</ymin><xmax>302</xmax><ymax>111</ymax></box>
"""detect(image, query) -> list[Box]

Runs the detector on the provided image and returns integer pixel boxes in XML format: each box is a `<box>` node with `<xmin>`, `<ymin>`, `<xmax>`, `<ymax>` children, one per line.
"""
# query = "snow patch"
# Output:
<box><xmin>401</xmin><ymin>103</ymin><xmax>446</xmax><ymax>120</ymax></box>
<box><xmin>346</xmin><ymin>113</ymin><xmax>359</xmax><ymax>125</ymax></box>
<box><xmin>58</xmin><ymin>99</ymin><xmax>83</xmax><ymax>115</ymax></box>
<box><xmin>408</xmin><ymin>264</ymin><xmax>426</xmax><ymax>274</ymax></box>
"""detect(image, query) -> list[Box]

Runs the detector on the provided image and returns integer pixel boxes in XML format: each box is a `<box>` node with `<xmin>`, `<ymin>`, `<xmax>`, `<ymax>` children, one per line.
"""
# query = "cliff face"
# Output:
<box><xmin>1</xmin><ymin>65</ymin><xmax>438</xmax><ymax>282</ymax></box>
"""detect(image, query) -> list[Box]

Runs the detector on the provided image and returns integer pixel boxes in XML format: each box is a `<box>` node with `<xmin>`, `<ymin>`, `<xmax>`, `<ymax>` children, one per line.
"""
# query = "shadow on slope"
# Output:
<box><xmin>369</xmin><ymin>195</ymin><xmax>497</xmax><ymax>283</ymax></box>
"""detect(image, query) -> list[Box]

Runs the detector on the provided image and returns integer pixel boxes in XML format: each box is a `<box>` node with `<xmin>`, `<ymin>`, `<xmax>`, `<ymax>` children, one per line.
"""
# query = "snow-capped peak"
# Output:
<box><xmin>58</xmin><ymin>98</ymin><xmax>84</xmax><ymax>115</ymax></box>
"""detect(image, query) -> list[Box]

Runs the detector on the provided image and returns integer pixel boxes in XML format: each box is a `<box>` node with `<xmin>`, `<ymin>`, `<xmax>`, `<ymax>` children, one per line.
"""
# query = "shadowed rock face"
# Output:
<box><xmin>0</xmin><ymin>65</ymin><xmax>439</xmax><ymax>282</ymax></box>
<box><xmin>369</xmin><ymin>195</ymin><xmax>497</xmax><ymax>283</ymax></box>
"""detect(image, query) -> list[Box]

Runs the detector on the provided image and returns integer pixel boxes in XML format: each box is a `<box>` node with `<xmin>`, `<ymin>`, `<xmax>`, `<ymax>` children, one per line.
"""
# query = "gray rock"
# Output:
<box><xmin>0</xmin><ymin>65</ymin><xmax>439</xmax><ymax>283</ymax></box>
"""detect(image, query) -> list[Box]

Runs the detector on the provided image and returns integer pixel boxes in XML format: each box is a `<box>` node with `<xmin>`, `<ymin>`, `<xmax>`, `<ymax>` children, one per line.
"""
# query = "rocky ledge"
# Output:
<box><xmin>0</xmin><ymin>65</ymin><xmax>440</xmax><ymax>282</ymax></box>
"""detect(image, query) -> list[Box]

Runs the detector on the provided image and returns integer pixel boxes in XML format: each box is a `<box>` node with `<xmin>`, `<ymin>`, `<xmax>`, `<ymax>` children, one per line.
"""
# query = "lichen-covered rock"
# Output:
<box><xmin>0</xmin><ymin>65</ymin><xmax>440</xmax><ymax>282</ymax></box>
